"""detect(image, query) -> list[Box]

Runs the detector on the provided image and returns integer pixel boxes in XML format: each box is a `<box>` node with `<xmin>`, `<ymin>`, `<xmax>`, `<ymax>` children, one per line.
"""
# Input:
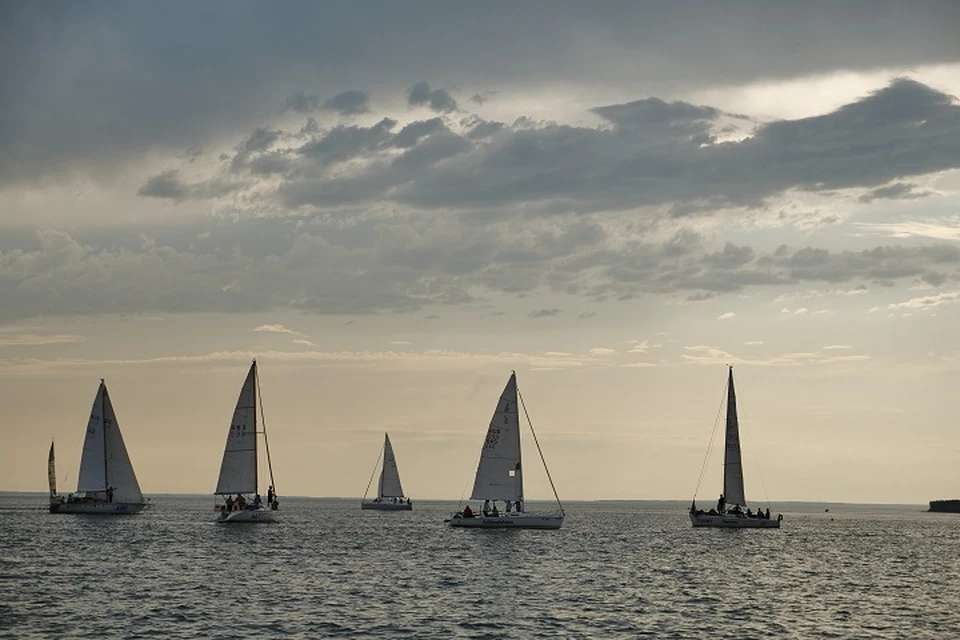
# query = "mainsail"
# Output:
<box><xmin>723</xmin><ymin>367</ymin><xmax>746</xmax><ymax>507</ymax></box>
<box><xmin>48</xmin><ymin>441</ymin><xmax>56</xmax><ymax>496</ymax></box>
<box><xmin>76</xmin><ymin>380</ymin><xmax>143</xmax><ymax>503</ymax></box>
<box><xmin>215</xmin><ymin>361</ymin><xmax>258</xmax><ymax>495</ymax></box>
<box><xmin>470</xmin><ymin>373</ymin><xmax>523</xmax><ymax>502</ymax></box>
<box><xmin>378</xmin><ymin>433</ymin><xmax>405</xmax><ymax>499</ymax></box>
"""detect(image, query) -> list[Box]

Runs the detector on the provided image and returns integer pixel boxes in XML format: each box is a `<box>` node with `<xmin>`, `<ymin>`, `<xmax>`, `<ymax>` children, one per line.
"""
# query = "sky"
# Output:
<box><xmin>2</xmin><ymin>1</ymin><xmax>960</xmax><ymax>504</ymax></box>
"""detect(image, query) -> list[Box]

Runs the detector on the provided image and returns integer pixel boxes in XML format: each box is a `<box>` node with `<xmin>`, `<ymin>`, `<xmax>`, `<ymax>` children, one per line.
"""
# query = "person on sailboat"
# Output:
<box><xmin>225</xmin><ymin>495</ymin><xmax>235</xmax><ymax>512</ymax></box>
<box><xmin>515</xmin><ymin>500</ymin><xmax>522</xmax><ymax>513</ymax></box>
<box><xmin>267</xmin><ymin>486</ymin><xmax>274</xmax><ymax>505</ymax></box>
<box><xmin>253</xmin><ymin>494</ymin><xmax>262</xmax><ymax>508</ymax></box>
<box><xmin>236</xmin><ymin>494</ymin><xmax>246</xmax><ymax>510</ymax></box>
<box><xmin>106</xmin><ymin>487</ymin><xmax>114</xmax><ymax>503</ymax></box>
<box><xmin>482</xmin><ymin>500</ymin><xmax>490</xmax><ymax>516</ymax></box>
<box><xmin>717</xmin><ymin>494</ymin><xmax>725</xmax><ymax>513</ymax></box>
<box><xmin>462</xmin><ymin>504</ymin><xmax>474</xmax><ymax>518</ymax></box>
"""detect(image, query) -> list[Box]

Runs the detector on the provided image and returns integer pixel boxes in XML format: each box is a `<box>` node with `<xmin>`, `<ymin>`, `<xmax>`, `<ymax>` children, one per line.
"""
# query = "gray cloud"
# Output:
<box><xmin>2</xmin><ymin>217</ymin><xmax>959</xmax><ymax>322</ymax></box>
<box><xmin>282</xmin><ymin>90</ymin><xmax>371</xmax><ymax>116</ymax></box>
<box><xmin>408</xmin><ymin>81</ymin><xmax>458</xmax><ymax>113</ymax></box>
<box><xmin>137</xmin><ymin>169</ymin><xmax>189</xmax><ymax>200</ymax></box>
<box><xmin>529</xmin><ymin>308</ymin><xmax>562</xmax><ymax>318</ymax></box>
<box><xmin>3</xmin><ymin>2</ymin><xmax>959</xmax><ymax>187</ymax></box>
<box><xmin>154</xmin><ymin>80</ymin><xmax>960</xmax><ymax>220</ymax></box>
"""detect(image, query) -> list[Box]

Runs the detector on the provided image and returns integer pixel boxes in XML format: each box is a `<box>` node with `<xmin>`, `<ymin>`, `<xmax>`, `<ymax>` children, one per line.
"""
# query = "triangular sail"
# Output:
<box><xmin>723</xmin><ymin>367</ymin><xmax>746</xmax><ymax>507</ymax></box>
<box><xmin>76</xmin><ymin>382</ymin><xmax>108</xmax><ymax>494</ymax></box>
<box><xmin>470</xmin><ymin>373</ymin><xmax>523</xmax><ymax>502</ymax></box>
<box><xmin>48</xmin><ymin>441</ymin><xmax>56</xmax><ymax>496</ymax></box>
<box><xmin>215</xmin><ymin>362</ymin><xmax>258</xmax><ymax>495</ymax></box>
<box><xmin>378</xmin><ymin>433</ymin><xmax>405</xmax><ymax>498</ymax></box>
<box><xmin>76</xmin><ymin>381</ymin><xmax>143</xmax><ymax>503</ymax></box>
<box><xmin>101</xmin><ymin>384</ymin><xmax>143</xmax><ymax>503</ymax></box>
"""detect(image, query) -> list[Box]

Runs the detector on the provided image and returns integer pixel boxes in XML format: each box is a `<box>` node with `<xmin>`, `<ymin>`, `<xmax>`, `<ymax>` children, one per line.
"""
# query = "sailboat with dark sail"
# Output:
<box><xmin>214</xmin><ymin>360</ymin><xmax>280</xmax><ymax>522</ymax></box>
<box><xmin>48</xmin><ymin>380</ymin><xmax>146</xmax><ymax>514</ymax></box>
<box><xmin>689</xmin><ymin>367</ymin><xmax>781</xmax><ymax>528</ymax></box>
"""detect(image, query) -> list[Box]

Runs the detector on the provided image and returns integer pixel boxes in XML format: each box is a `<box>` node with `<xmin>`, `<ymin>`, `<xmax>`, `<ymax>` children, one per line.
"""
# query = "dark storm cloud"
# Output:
<box><xmin>5</xmin><ymin>1</ymin><xmax>958</xmax><ymax>187</ymax></box>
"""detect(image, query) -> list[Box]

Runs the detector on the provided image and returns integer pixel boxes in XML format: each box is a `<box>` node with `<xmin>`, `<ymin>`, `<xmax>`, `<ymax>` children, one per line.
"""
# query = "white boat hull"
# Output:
<box><xmin>49</xmin><ymin>499</ymin><xmax>146</xmax><ymax>515</ymax></box>
<box><xmin>361</xmin><ymin>501</ymin><xmax>412</xmax><ymax>511</ymax></box>
<box><xmin>689</xmin><ymin>512</ymin><xmax>781</xmax><ymax>528</ymax></box>
<box><xmin>448</xmin><ymin>512</ymin><xmax>564</xmax><ymax>530</ymax></box>
<box><xmin>216</xmin><ymin>507</ymin><xmax>277</xmax><ymax>523</ymax></box>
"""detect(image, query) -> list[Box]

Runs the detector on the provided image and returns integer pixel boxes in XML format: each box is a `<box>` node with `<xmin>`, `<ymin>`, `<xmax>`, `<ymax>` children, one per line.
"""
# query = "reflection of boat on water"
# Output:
<box><xmin>361</xmin><ymin>433</ymin><xmax>413</xmax><ymax>511</ymax></box>
<box><xmin>928</xmin><ymin>499</ymin><xmax>960</xmax><ymax>513</ymax></box>
<box><xmin>214</xmin><ymin>360</ymin><xmax>279</xmax><ymax>523</ymax></box>
<box><xmin>689</xmin><ymin>367</ymin><xmax>781</xmax><ymax>529</ymax></box>
<box><xmin>48</xmin><ymin>380</ymin><xmax>147</xmax><ymax>515</ymax></box>
<box><xmin>448</xmin><ymin>371</ymin><xmax>564</xmax><ymax>530</ymax></box>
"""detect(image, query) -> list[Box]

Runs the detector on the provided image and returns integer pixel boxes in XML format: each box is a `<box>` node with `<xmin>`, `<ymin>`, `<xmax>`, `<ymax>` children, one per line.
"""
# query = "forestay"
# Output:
<box><xmin>215</xmin><ymin>362</ymin><xmax>258</xmax><ymax>495</ymax></box>
<box><xmin>722</xmin><ymin>368</ymin><xmax>746</xmax><ymax>507</ymax></box>
<box><xmin>470</xmin><ymin>373</ymin><xmax>523</xmax><ymax>502</ymax></box>
<box><xmin>378</xmin><ymin>433</ymin><xmax>404</xmax><ymax>498</ymax></box>
<box><xmin>76</xmin><ymin>381</ymin><xmax>143</xmax><ymax>503</ymax></box>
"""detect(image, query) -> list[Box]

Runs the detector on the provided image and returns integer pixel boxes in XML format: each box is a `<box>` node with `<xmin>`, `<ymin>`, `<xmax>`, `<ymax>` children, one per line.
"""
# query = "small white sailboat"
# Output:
<box><xmin>214</xmin><ymin>360</ymin><xmax>279</xmax><ymax>523</ymax></box>
<box><xmin>448</xmin><ymin>371</ymin><xmax>564</xmax><ymax>530</ymax></box>
<box><xmin>48</xmin><ymin>380</ymin><xmax>146</xmax><ymax>514</ymax></box>
<box><xmin>361</xmin><ymin>433</ymin><xmax>413</xmax><ymax>511</ymax></box>
<box><xmin>689</xmin><ymin>367</ymin><xmax>781</xmax><ymax>529</ymax></box>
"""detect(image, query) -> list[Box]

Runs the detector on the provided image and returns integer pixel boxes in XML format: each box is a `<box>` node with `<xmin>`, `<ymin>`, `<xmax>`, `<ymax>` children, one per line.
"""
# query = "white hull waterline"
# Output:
<box><xmin>49</xmin><ymin>499</ymin><xmax>146</xmax><ymax>515</ymax></box>
<box><xmin>216</xmin><ymin>506</ymin><xmax>277</xmax><ymax>523</ymax></box>
<box><xmin>689</xmin><ymin>511</ymin><xmax>780</xmax><ymax>528</ymax></box>
<box><xmin>361</xmin><ymin>501</ymin><xmax>412</xmax><ymax>511</ymax></box>
<box><xmin>448</xmin><ymin>511</ymin><xmax>564</xmax><ymax>529</ymax></box>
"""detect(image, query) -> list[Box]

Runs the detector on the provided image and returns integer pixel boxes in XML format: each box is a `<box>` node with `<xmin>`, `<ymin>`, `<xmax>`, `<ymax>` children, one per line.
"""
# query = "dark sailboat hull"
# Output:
<box><xmin>928</xmin><ymin>499</ymin><xmax>960</xmax><ymax>513</ymax></box>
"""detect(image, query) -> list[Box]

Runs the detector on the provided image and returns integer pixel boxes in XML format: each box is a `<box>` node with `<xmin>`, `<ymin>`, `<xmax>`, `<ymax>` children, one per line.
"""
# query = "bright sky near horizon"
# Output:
<box><xmin>2</xmin><ymin>1</ymin><xmax>960</xmax><ymax>504</ymax></box>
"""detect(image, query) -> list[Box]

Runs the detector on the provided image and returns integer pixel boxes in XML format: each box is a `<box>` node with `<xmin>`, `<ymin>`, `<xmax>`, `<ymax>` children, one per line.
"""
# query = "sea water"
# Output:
<box><xmin>2</xmin><ymin>495</ymin><xmax>958</xmax><ymax>639</ymax></box>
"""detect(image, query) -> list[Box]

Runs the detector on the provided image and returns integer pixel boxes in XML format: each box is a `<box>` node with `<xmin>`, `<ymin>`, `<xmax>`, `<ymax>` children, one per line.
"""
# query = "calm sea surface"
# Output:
<box><xmin>2</xmin><ymin>495</ymin><xmax>958</xmax><ymax>639</ymax></box>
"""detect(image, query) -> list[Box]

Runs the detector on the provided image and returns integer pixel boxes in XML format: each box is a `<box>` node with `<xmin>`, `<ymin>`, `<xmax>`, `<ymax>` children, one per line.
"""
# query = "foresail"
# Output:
<box><xmin>48</xmin><ymin>442</ymin><xmax>57</xmax><ymax>496</ymax></box>
<box><xmin>101</xmin><ymin>384</ymin><xmax>143</xmax><ymax>503</ymax></box>
<box><xmin>215</xmin><ymin>362</ymin><xmax>258</xmax><ymax>495</ymax></box>
<box><xmin>723</xmin><ymin>368</ymin><xmax>746</xmax><ymax>507</ymax></box>
<box><xmin>378</xmin><ymin>433</ymin><xmax>404</xmax><ymax>498</ymax></box>
<box><xmin>470</xmin><ymin>373</ymin><xmax>523</xmax><ymax>502</ymax></box>
<box><xmin>76</xmin><ymin>382</ymin><xmax>108</xmax><ymax>494</ymax></box>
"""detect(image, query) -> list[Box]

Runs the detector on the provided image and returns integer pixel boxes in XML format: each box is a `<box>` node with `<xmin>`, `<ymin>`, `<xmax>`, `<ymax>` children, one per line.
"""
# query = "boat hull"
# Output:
<box><xmin>361</xmin><ymin>501</ymin><xmax>412</xmax><ymax>511</ymax></box>
<box><xmin>49</xmin><ymin>500</ymin><xmax>146</xmax><ymax>515</ymax></box>
<box><xmin>928</xmin><ymin>499</ymin><xmax>960</xmax><ymax>513</ymax></box>
<box><xmin>690</xmin><ymin>512</ymin><xmax>780</xmax><ymax>528</ymax></box>
<box><xmin>448</xmin><ymin>512</ymin><xmax>564</xmax><ymax>530</ymax></box>
<box><xmin>216</xmin><ymin>507</ymin><xmax>277</xmax><ymax>523</ymax></box>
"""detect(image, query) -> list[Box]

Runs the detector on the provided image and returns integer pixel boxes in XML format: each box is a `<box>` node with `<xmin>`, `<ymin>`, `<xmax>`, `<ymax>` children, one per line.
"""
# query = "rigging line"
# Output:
<box><xmin>362</xmin><ymin>445</ymin><xmax>384</xmax><ymax>501</ymax></box>
<box><xmin>692</xmin><ymin>374</ymin><xmax>728</xmax><ymax>501</ymax></box>
<box><xmin>517</xmin><ymin>382</ymin><xmax>564</xmax><ymax>515</ymax></box>
<box><xmin>255</xmin><ymin>363</ymin><xmax>277</xmax><ymax>495</ymax></box>
<box><xmin>738</xmin><ymin>376</ymin><xmax>772</xmax><ymax>506</ymax></box>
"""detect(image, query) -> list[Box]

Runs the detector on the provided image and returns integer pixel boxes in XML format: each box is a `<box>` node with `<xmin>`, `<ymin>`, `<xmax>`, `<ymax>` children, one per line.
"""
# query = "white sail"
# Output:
<box><xmin>48</xmin><ymin>442</ymin><xmax>56</xmax><ymax>496</ymax></box>
<box><xmin>76</xmin><ymin>381</ymin><xmax>143</xmax><ymax>503</ymax></box>
<box><xmin>470</xmin><ymin>373</ymin><xmax>523</xmax><ymax>502</ymax></box>
<box><xmin>215</xmin><ymin>361</ymin><xmax>258</xmax><ymax>495</ymax></box>
<box><xmin>101</xmin><ymin>384</ymin><xmax>143</xmax><ymax>503</ymax></box>
<box><xmin>76</xmin><ymin>383</ymin><xmax>107</xmax><ymax>494</ymax></box>
<box><xmin>378</xmin><ymin>433</ymin><xmax>405</xmax><ymax>498</ymax></box>
<box><xmin>723</xmin><ymin>367</ymin><xmax>746</xmax><ymax>507</ymax></box>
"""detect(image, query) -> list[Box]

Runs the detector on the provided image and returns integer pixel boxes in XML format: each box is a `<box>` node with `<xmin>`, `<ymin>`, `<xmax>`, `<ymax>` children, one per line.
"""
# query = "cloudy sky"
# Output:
<box><xmin>3</xmin><ymin>1</ymin><xmax>960</xmax><ymax>504</ymax></box>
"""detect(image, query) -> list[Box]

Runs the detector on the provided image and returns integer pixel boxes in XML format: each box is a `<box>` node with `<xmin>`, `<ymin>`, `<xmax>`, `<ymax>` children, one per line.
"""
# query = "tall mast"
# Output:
<box><xmin>252</xmin><ymin>361</ymin><xmax>259</xmax><ymax>495</ymax></box>
<box><xmin>255</xmin><ymin>359</ymin><xmax>277</xmax><ymax>495</ymax></box>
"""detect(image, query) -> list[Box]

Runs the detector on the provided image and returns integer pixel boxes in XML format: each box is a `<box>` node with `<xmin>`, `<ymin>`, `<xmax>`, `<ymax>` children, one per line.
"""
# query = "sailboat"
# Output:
<box><xmin>214</xmin><ymin>360</ymin><xmax>279</xmax><ymax>523</ymax></box>
<box><xmin>448</xmin><ymin>371</ymin><xmax>564</xmax><ymax>529</ymax></box>
<box><xmin>689</xmin><ymin>367</ymin><xmax>781</xmax><ymax>528</ymax></box>
<box><xmin>361</xmin><ymin>433</ymin><xmax>413</xmax><ymax>510</ymax></box>
<box><xmin>48</xmin><ymin>380</ymin><xmax>146</xmax><ymax>514</ymax></box>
